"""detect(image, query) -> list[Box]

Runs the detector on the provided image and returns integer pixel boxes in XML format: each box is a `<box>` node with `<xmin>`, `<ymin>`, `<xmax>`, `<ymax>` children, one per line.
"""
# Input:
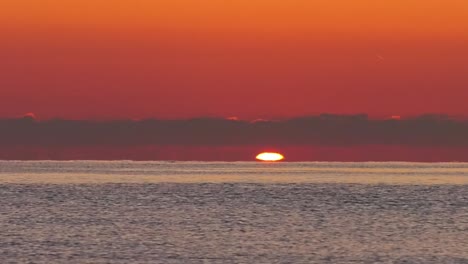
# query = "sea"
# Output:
<box><xmin>0</xmin><ymin>161</ymin><xmax>467</xmax><ymax>263</ymax></box>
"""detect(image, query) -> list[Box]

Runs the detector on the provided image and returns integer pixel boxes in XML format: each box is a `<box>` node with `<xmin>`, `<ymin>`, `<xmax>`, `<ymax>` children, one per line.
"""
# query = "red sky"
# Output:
<box><xmin>1</xmin><ymin>0</ymin><xmax>468</xmax><ymax>120</ymax></box>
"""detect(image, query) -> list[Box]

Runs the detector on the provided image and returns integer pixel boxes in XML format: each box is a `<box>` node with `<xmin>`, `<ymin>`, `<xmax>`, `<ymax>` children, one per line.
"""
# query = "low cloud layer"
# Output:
<box><xmin>1</xmin><ymin>114</ymin><xmax>468</xmax><ymax>161</ymax></box>
<box><xmin>1</xmin><ymin>114</ymin><xmax>467</xmax><ymax>147</ymax></box>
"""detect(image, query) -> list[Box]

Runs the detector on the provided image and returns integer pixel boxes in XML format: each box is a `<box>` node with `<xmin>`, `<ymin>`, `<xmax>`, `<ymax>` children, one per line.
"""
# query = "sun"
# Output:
<box><xmin>256</xmin><ymin>152</ymin><xmax>284</xmax><ymax>162</ymax></box>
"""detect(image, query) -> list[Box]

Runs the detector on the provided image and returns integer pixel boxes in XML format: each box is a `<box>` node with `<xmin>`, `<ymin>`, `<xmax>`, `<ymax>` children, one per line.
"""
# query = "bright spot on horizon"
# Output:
<box><xmin>256</xmin><ymin>152</ymin><xmax>284</xmax><ymax>162</ymax></box>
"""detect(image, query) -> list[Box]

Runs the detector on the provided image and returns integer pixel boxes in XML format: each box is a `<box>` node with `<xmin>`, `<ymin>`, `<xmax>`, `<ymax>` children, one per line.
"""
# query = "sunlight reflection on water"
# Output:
<box><xmin>1</xmin><ymin>161</ymin><xmax>468</xmax><ymax>185</ymax></box>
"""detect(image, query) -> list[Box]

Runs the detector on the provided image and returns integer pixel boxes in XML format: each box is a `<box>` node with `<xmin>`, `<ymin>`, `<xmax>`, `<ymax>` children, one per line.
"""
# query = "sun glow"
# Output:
<box><xmin>256</xmin><ymin>152</ymin><xmax>284</xmax><ymax>162</ymax></box>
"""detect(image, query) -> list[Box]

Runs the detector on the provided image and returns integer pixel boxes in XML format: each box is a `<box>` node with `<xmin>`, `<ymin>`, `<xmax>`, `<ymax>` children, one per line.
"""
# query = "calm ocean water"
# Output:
<box><xmin>1</xmin><ymin>161</ymin><xmax>467</xmax><ymax>263</ymax></box>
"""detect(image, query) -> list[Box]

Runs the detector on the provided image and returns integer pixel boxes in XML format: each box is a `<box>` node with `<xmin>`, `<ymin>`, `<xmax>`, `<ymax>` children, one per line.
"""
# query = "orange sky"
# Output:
<box><xmin>1</xmin><ymin>0</ymin><xmax>467</xmax><ymax>119</ymax></box>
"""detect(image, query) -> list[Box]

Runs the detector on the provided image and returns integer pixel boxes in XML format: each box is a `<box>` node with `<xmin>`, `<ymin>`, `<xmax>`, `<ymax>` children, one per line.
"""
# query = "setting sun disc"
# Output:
<box><xmin>256</xmin><ymin>152</ymin><xmax>284</xmax><ymax>162</ymax></box>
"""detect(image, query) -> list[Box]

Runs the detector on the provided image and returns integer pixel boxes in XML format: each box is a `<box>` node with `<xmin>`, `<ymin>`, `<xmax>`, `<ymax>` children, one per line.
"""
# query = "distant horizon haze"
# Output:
<box><xmin>2</xmin><ymin>114</ymin><xmax>468</xmax><ymax>161</ymax></box>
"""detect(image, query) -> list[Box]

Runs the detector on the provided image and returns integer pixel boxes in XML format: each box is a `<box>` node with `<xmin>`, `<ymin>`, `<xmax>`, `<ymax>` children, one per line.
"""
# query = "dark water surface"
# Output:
<box><xmin>1</xmin><ymin>161</ymin><xmax>467</xmax><ymax>263</ymax></box>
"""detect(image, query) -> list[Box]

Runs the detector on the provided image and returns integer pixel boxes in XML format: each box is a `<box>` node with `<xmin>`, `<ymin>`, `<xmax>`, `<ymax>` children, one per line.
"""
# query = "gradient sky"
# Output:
<box><xmin>1</xmin><ymin>0</ymin><xmax>467</xmax><ymax>120</ymax></box>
